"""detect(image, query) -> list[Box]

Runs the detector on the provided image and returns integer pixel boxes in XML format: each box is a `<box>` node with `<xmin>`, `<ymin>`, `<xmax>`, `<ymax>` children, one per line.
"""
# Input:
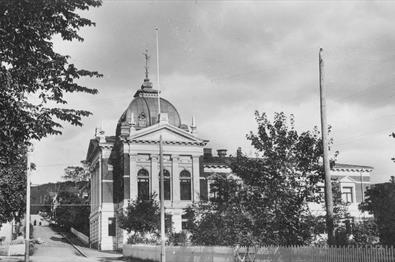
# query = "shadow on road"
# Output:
<box><xmin>49</xmin><ymin>236</ymin><xmax>68</xmax><ymax>243</ymax></box>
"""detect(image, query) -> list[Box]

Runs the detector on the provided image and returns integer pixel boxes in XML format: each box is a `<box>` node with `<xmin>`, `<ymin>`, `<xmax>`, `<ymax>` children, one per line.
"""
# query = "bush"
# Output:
<box><xmin>168</xmin><ymin>231</ymin><xmax>188</xmax><ymax>246</ymax></box>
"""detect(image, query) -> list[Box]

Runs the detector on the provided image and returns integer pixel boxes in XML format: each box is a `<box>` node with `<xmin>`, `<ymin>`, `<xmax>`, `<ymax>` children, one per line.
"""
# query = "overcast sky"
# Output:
<box><xmin>31</xmin><ymin>0</ymin><xmax>395</xmax><ymax>185</ymax></box>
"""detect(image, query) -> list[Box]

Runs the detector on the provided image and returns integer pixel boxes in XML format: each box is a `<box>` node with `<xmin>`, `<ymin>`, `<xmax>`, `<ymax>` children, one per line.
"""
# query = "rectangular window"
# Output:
<box><xmin>138</xmin><ymin>178</ymin><xmax>149</xmax><ymax>200</ymax></box>
<box><xmin>342</xmin><ymin>187</ymin><xmax>353</xmax><ymax>203</ymax></box>
<box><xmin>181</xmin><ymin>213</ymin><xmax>189</xmax><ymax>230</ymax></box>
<box><xmin>159</xmin><ymin>179</ymin><xmax>171</xmax><ymax>200</ymax></box>
<box><xmin>108</xmin><ymin>217</ymin><xmax>116</xmax><ymax>236</ymax></box>
<box><xmin>200</xmin><ymin>178</ymin><xmax>208</xmax><ymax>201</ymax></box>
<box><xmin>180</xmin><ymin>179</ymin><xmax>192</xmax><ymax>200</ymax></box>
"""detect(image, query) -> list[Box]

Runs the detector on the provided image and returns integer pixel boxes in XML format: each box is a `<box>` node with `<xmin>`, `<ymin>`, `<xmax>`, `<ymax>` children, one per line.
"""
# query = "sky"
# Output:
<box><xmin>30</xmin><ymin>0</ymin><xmax>395</xmax><ymax>185</ymax></box>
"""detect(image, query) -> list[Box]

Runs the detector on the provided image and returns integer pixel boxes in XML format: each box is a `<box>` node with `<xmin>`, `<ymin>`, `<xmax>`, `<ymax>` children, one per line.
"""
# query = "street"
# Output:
<box><xmin>31</xmin><ymin>226</ymin><xmax>125</xmax><ymax>262</ymax></box>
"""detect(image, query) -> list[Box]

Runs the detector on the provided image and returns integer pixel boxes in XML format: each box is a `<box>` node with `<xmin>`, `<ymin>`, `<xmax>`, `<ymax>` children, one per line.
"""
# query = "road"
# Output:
<box><xmin>31</xmin><ymin>226</ymin><xmax>125</xmax><ymax>262</ymax></box>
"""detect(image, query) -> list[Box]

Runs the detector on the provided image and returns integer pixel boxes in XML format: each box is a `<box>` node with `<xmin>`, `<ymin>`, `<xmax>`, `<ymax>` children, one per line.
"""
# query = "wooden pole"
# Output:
<box><xmin>319</xmin><ymin>48</ymin><xmax>334</xmax><ymax>245</ymax></box>
<box><xmin>25</xmin><ymin>145</ymin><xmax>32</xmax><ymax>262</ymax></box>
<box><xmin>159</xmin><ymin>135</ymin><xmax>166</xmax><ymax>262</ymax></box>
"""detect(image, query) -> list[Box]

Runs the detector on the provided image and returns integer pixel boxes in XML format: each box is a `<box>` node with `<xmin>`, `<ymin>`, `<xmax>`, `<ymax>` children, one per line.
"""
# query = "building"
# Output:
<box><xmin>85</xmin><ymin>73</ymin><xmax>373</xmax><ymax>250</ymax></box>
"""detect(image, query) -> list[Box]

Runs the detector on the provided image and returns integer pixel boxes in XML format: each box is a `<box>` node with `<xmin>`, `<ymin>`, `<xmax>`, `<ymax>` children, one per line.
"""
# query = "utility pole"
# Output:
<box><xmin>319</xmin><ymin>48</ymin><xmax>334</xmax><ymax>245</ymax></box>
<box><xmin>159</xmin><ymin>135</ymin><xmax>165</xmax><ymax>262</ymax></box>
<box><xmin>25</xmin><ymin>145</ymin><xmax>33</xmax><ymax>262</ymax></box>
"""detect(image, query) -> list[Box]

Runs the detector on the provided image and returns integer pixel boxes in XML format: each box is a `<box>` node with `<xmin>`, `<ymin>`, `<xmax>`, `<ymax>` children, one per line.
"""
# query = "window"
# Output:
<box><xmin>138</xmin><ymin>169</ymin><xmax>149</xmax><ymax>200</ymax></box>
<box><xmin>108</xmin><ymin>217</ymin><xmax>116</xmax><ymax>236</ymax></box>
<box><xmin>200</xmin><ymin>177</ymin><xmax>208</xmax><ymax>201</ymax></box>
<box><xmin>181</xmin><ymin>213</ymin><xmax>190</xmax><ymax>230</ymax></box>
<box><xmin>342</xmin><ymin>187</ymin><xmax>353</xmax><ymax>203</ymax></box>
<box><xmin>180</xmin><ymin>170</ymin><xmax>192</xmax><ymax>200</ymax></box>
<box><xmin>159</xmin><ymin>169</ymin><xmax>171</xmax><ymax>200</ymax></box>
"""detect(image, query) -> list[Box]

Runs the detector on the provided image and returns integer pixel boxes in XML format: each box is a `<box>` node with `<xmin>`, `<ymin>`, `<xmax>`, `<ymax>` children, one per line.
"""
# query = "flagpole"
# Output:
<box><xmin>156</xmin><ymin>26</ymin><xmax>166</xmax><ymax>262</ymax></box>
<box><xmin>155</xmin><ymin>27</ymin><xmax>161</xmax><ymax>115</ymax></box>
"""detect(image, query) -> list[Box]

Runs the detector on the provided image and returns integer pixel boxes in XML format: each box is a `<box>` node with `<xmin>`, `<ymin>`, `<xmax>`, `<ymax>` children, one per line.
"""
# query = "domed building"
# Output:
<box><xmin>86</xmin><ymin>71</ymin><xmax>373</xmax><ymax>251</ymax></box>
<box><xmin>86</xmin><ymin>74</ymin><xmax>217</xmax><ymax>250</ymax></box>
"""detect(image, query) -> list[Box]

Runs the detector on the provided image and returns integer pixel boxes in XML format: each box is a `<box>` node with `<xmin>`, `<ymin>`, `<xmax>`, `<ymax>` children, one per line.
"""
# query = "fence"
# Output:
<box><xmin>123</xmin><ymin>244</ymin><xmax>395</xmax><ymax>262</ymax></box>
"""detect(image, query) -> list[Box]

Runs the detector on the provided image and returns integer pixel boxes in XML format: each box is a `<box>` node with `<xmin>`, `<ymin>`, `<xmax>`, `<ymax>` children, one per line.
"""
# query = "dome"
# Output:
<box><xmin>124</xmin><ymin>96</ymin><xmax>181</xmax><ymax>129</ymax></box>
<box><xmin>117</xmin><ymin>78</ymin><xmax>182</xmax><ymax>134</ymax></box>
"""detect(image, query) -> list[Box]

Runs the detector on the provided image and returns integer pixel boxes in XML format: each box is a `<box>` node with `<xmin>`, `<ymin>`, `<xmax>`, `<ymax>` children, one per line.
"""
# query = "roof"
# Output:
<box><xmin>118</xmin><ymin>78</ymin><xmax>182</xmax><ymax>132</ymax></box>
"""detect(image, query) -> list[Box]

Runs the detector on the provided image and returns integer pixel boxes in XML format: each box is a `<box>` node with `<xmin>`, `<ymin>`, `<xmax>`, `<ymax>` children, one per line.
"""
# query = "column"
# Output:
<box><xmin>172</xmin><ymin>155</ymin><xmax>180</xmax><ymax>202</ymax></box>
<box><xmin>151</xmin><ymin>155</ymin><xmax>159</xmax><ymax>199</ymax></box>
<box><xmin>123</xmin><ymin>153</ymin><xmax>130</xmax><ymax>202</ymax></box>
<box><xmin>130</xmin><ymin>154</ymin><xmax>138</xmax><ymax>200</ymax></box>
<box><xmin>192</xmin><ymin>156</ymin><xmax>200</xmax><ymax>202</ymax></box>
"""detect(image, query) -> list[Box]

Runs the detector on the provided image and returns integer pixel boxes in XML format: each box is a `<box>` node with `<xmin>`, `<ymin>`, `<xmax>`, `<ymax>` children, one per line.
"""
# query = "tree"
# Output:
<box><xmin>53</xmin><ymin>190</ymin><xmax>90</xmax><ymax>234</ymax></box>
<box><xmin>230</xmin><ymin>112</ymin><xmax>325</xmax><ymax>246</ymax></box>
<box><xmin>0</xmin><ymin>146</ymin><xmax>27</xmax><ymax>226</ymax></box>
<box><xmin>63</xmin><ymin>165</ymin><xmax>89</xmax><ymax>182</ymax></box>
<box><xmin>118</xmin><ymin>194</ymin><xmax>172</xmax><ymax>244</ymax></box>
<box><xmin>0</xmin><ymin>0</ymin><xmax>102</xmax><ymax>223</ymax></box>
<box><xmin>189</xmin><ymin>112</ymin><xmax>333</xmax><ymax>246</ymax></box>
<box><xmin>359</xmin><ymin>180</ymin><xmax>395</xmax><ymax>246</ymax></box>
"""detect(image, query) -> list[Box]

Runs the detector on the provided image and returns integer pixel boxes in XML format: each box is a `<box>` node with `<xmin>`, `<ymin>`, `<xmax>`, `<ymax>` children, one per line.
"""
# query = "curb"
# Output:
<box><xmin>59</xmin><ymin>232</ymin><xmax>87</xmax><ymax>258</ymax></box>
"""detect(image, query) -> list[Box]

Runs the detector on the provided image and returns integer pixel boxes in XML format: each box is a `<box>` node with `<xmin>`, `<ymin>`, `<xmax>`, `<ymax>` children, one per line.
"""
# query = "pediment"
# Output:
<box><xmin>129</xmin><ymin>123</ymin><xmax>208</xmax><ymax>145</ymax></box>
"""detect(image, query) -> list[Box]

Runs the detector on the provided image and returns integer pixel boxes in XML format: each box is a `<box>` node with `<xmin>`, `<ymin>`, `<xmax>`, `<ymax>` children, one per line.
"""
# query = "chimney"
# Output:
<box><xmin>203</xmin><ymin>148</ymin><xmax>212</xmax><ymax>158</ymax></box>
<box><xmin>217</xmin><ymin>149</ymin><xmax>227</xmax><ymax>158</ymax></box>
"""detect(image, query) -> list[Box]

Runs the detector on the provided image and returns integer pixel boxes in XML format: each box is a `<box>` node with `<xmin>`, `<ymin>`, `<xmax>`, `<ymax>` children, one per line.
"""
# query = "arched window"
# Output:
<box><xmin>137</xmin><ymin>169</ymin><xmax>149</xmax><ymax>200</ymax></box>
<box><xmin>159</xmin><ymin>169</ymin><xmax>171</xmax><ymax>200</ymax></box>
<box><xmin>180</xmin><ymin>170</ymin><xmax>192</xmax><ymax>200</ymax></box>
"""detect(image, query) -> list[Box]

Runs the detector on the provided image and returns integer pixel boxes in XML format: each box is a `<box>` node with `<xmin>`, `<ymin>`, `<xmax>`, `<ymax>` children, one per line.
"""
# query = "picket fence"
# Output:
<box><xmin>234</xmin><ymin>245</ymin><xmax>395</xmax><ymax>262</ymax></box>
<box><xmin>123</xmin><ymin>244</ymin><xmax>395</xmax><ymax>262</ymax></box>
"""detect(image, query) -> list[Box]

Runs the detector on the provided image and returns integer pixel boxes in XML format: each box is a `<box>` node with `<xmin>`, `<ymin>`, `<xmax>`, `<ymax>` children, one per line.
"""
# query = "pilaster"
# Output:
<box><xmin>192</xmin><ymin>156</ymin><xmax>200</xmax><ymax>202</ymax></box>
<box><xmin>151</xmin><ymin>155</ymin><xmax>159</xmax><ymax>198</ymax></box>
<box><xmin>172</xmin><ymin>155</ymin><xmax>180</xmax><ymax>203</ymax></box>
<box><xmin>130</xmin><ymin>154</ymin><xmax>138</xmax><ymax>200</ymax></box>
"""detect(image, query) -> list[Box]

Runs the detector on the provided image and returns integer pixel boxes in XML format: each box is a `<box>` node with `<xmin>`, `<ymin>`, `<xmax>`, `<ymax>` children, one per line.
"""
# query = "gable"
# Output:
<box><xmin>129</xmin><ymin>124</ymin><xmax>208</xmax><ymax>145</ymax></box>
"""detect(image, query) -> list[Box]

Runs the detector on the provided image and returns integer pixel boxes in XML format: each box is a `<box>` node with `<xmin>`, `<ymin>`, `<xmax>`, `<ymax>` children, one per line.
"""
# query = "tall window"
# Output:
<box><xmin>342</xmin><ymin>187</ymin><xmax>353</xmax><ymax>203</ymax></box>
<box><xmin>137</xmin><ymin>169</ymin><xmax>149</xmax><ymax>200</ymax></box>
<box><xmin>200</xmin><ymin>177</ymin><xmax>208</xmax><ymax>201</ymax></box>
<box><xmin>159</xmin><ymin>169</ymin><xmax>171</xmax><ymax>200</ymax></box>
<box><xmin>180</xmin><ymin>170</ymin><xmax>192</xmax><ymax>200</ymax></box>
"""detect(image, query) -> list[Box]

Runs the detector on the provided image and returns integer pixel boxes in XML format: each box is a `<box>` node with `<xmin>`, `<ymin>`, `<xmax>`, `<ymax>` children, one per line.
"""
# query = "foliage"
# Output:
<box><xmin>168</xmin><ymin>231</ymin><xmax>189</xmax><ymax>246</ymax></box>
<box><xmin>53</xmin><ymin>191</ymin><xmax>90</xmax><ymax>235</ymax></box>
<box><xmin>189</xmin><ymin>112</ymin><xmax>333</xmax><ymax>246</ymax></box>
<box><xmin>312</xmin><ymin>180</ymin><xmax>351</xmax><ymax>246</ymax></box>
<box><xmin>352</xmin><ymin>219</ymin><xmax>379</xmax><ymax>246</ymax></box>
<box><xmin>118</xmin><ymin>194</ymin><xmax>172</xmax><ymax>243</ymax></box>
<box><xmin>360</xmin><ymin>181</ymin><xmax>395</xmax><ymax>246</ymax></box>
<box><xmin>0</xmin><ymin>146</ymin><xmax>26</xmax><ymax>225</ymax></box>
<box><xmin>63</xmin><ymin>165</ymin><xmax>89</xmax><ymax>182</ymax></box>
<box><xmin>0</xmin><ymin>0</ymin><xmax>101</xmax><ymax>223</ymax></box>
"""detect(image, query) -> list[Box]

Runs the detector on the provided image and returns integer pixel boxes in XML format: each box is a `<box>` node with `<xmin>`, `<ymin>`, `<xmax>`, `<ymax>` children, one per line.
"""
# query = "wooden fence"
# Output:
<box><xmin>235</xmin><ymin>245</ymin><xmax>395</xmax><ymax>262</ymax></box>
<box><xmin>123</xmin><ymin>244</ymin><xmax>395</xmax><ymax>262</ymax></box>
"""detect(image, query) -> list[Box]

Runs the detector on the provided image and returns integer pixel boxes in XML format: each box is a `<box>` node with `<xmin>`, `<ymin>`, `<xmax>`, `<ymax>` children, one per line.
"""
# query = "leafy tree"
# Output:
<box><xmin>53</xmin><ymin>190</ymin><xmax>90</xmax><ymax>234</ymax></box>
<box><xmin>118</xmin><ymin>194</ymin><xmax>172</xmax><ymax>244</ymax></box>
<box><xmin>0</xmin><ymin>146</ymin><xmax>27</xmax><ymax>226</ymax></box>
<box><xmin>360</xmin><ymin>180</ymin><xmax>395</xmax><ymax>246</ymax></box>
<box><xmin>0</xmin><ymin>0</ymin><xmax>102</xmax><ymax>223</ymax></box>
<box><xmin>63</xmin><ymin>165</ymin><xmax>89</xmax><ymax>182</ymax></box>
<box><xmin>189</xmin><ymin>112</ymin><xmax>335</xmax><ymax>246</ymax></box>
<box><xmin>230</xmin><ymin>112</ymin><xmax>325</xmax><ymax>246</ymax></box>
<box><xmin>189</xmin><ymin>174</ymin><xmax>256</xmax><ymax>246</ymax></box>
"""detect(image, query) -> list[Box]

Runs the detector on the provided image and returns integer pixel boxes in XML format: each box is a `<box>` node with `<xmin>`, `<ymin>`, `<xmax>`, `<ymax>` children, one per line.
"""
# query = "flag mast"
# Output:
<box><xmin>156</xmin><ymin>27</ymin><xmax>166</xmax><ymax>262</ymax></box>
